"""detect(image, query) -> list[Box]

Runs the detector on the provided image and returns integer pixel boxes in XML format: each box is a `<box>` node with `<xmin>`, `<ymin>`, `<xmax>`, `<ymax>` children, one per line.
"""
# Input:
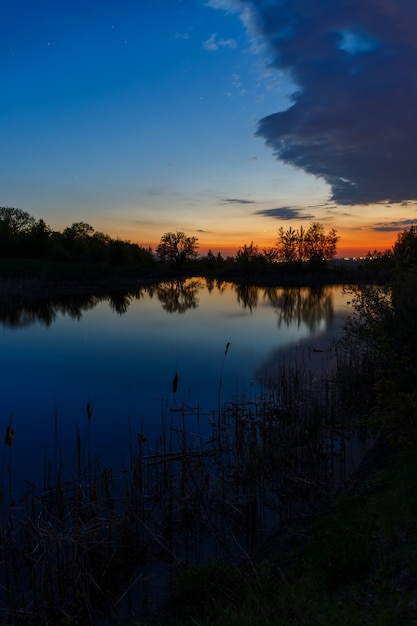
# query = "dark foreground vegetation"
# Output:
<box><xmin>1</xmin><ymin>213</ymin><xmax>417</xmax><ymax>623</ymax></box>
<box><xmin>169</xmin><ymin>225</ymin><xmax>416</xmax><ymax>626</ymax></box>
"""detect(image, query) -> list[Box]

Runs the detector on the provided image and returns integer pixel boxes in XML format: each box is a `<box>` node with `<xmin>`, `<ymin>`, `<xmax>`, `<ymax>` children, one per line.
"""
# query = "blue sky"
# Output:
<box><xmin>2</xmin><ymin>0</ymin><xmax>417</xmax><ymax>255</ymax></box>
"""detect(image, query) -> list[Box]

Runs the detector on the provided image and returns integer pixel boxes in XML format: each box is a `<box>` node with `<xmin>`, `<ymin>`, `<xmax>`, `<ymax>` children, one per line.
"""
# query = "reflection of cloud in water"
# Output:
<box><xmin>254</xmin><ymin>310</ymin><xmax>348</xmax><ymax>383</ymax></box>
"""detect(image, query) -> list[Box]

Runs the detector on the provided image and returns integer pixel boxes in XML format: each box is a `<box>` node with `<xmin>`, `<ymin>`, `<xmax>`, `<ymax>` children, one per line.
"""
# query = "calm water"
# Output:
<box><xmin>0</xmin><ymin>278</ymin><xmax>353</xmax><ymax>490</ymax></box>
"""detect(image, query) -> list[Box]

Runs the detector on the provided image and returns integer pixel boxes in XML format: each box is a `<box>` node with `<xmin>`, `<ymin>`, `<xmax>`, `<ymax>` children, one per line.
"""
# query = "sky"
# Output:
<box><xmin>2</xmin><ymin>0</ymin><xmax>417</xmax><ymax>258</ymax></box>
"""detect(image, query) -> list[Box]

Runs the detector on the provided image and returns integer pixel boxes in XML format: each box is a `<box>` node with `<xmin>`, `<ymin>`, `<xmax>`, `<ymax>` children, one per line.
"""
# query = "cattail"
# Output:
<box><xmin>172</xmin><ymin>371</ymin><xmax>179</xmax><ymax>393</ymax></box>
<box><xmin>86</xmin><ymin>402</ymin><xmax>93</xmax><ymax>421</ymax></box>
<box><xmin>137</xmin><ymin>432</ymin><xmax>147</xmax><ymax>443</ymax></box>
<box><xmin>4</xmin><ymin>424</ymin><xmax>14</xmax><ymax>446</ymax></box>
<box><xmin>224</xmin><ymin>341</ymin><xmax>230</xmax><ymax>356</ymax></box>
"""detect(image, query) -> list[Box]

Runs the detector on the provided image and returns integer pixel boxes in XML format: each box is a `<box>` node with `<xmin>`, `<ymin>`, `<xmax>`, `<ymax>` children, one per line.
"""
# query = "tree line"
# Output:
<box><xmin>6</xmin><ymin>205</ymin><xmax>415</xmax><ymax>274</ymax></box>
<box><xmin>156</xmin><ymin>222</ymin><xmax>340</xmax><ymax>267</ymax></box>
<box><xmin>0</xmin><ymin>206</ymin><xmax>154</xmax><ymax>267</ymax></box>
<box><xmin>1</xmin><ymin>206</ymin><xmax>342</xmax><ymax>269</ymax></box>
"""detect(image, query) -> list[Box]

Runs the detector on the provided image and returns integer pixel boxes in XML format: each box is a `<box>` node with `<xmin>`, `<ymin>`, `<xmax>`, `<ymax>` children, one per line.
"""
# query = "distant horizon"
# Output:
<box><xmin>2</xmin><ymin>203</ymin><xmax>400</xmax><ymax>260</ymax></box>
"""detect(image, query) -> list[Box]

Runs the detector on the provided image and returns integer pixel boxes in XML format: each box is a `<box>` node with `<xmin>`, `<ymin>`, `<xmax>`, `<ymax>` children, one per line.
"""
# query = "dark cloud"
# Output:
<box><xmin>237</xmin><ymin>0</ymin><xmax>417</xmax><ymax>205</ymax></box>
<box><xmin>255</xmin><ymin>206</ymin><xmax>314</xmax><ymax>220</ymax></box>
<box><xmin>222</xmin><ymin>198</ymin><xmax>256</xmax><ymax>204</ymax></box>
<box><xmin>371</xmin><ymin>219</ymin><xmax>415</xmax><ymax>232</ymax></box>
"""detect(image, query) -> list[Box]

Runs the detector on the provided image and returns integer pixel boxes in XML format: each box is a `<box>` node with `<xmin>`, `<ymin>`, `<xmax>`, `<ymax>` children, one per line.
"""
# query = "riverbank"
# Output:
<box><xmin>0</xmin><ymin>257</ymin><xmax>377</xmax><ymax>308</ymax></box>
<box><xmin>159</xmin><ymin>433</ymin><xmax>417</xmax><ymax>625</ymax></box>
<box><xmin>0</xmin><ymin>259</ymin><xmax>159</xmax><ymax>306</ymax></box>
<box><xmin>156</xmin><ymin>268</ymin><xmax>417</xmax><ymax>624</ymax></box>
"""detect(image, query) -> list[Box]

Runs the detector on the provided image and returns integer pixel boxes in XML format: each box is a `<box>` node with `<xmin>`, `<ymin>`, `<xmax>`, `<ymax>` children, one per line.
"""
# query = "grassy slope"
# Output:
<box><xmin>161</xmin><ymin>437</ymin><xmax>417</xmax><ymax>625</ymax></box>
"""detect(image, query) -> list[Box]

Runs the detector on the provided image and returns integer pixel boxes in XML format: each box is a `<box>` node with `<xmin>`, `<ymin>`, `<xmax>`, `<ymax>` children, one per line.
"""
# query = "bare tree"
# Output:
<box><xmin>156</xmin><ymin>231</ymin><xmax>199</xmax><ymax>266</ymax></box>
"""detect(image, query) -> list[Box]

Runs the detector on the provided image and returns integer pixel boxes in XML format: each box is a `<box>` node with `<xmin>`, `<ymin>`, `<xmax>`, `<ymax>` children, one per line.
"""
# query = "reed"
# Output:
<box><xmin>0</xmin><ymin>338</ymin><xmax>372</xmax><ymax>624</ymax></box>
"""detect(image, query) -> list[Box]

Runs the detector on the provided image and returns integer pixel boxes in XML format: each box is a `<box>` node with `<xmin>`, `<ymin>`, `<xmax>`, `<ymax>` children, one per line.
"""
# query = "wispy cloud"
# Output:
<box><xmin>211</xmin><ymin>0</ymin><xmax>417</xmax><ymax>206</ymax></box>
<box><xmin>254</xmin><ymin>207</ymin><xmax>315</xmax><ymax>220</ymax></box>
<box><xmin>203</xmin><ymin>33</ymin><xmax>237</xmax><ymax>51</ymax></box>
<box><xmin>222</xmin><ymin>197</ymin><xmax>255</xmax><ymax>204</ymax></box>
<box><xmin>174</xmin><ymin>32</ymin><xmax>189</xmax><ymax>40</ymax></box>
<box><xmin>371</xmin><ymin>219</ymin><xmax>415</xmax><ymax>232</ymax></box>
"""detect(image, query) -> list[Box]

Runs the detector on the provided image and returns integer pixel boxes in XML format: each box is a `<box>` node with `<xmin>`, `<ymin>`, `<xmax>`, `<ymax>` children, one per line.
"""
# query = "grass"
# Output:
<box><xmin>0</xmin><ymin>338</ymin><xmax>372</xmax><ymax>624</ymax></box>
<box><xmin>158</xmin><ymin>278</ymin><xmax>417</xmax><ymax>625</ymax></box>
<box><xmin>161</xmin><ymin>441</ymin><xmax>417</xmax><ymax>626</ymax></box>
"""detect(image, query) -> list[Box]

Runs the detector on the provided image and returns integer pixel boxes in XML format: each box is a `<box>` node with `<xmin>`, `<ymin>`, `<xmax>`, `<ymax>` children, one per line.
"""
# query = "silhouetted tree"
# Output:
<box><xmin>235</xmin><ymin>242</ymin><xmax>266</xmax><ymax>269</ymax></box>
<box><xmin>262</xmin><ymin>247</ymin><xmax>279</xmax><ymax>263</ymax></box>
<box><xmin>0</xmin><ymin>207</ymin><xmax>154</xmax><ymax>267</ymax></box>
<box><xmin>59</xmin><ymin>222</ymin><xmax>95</xmax><ymax>260</ymax></box>
<box><xmin>276</xmin><ymin>226</ymin><xmax>299</xmax><ymax>262</ymax></box>
<box><xmin>392</xmin><ymin>224</ymin><xmax>417</xmax><ymax>268</ymax></box>
<box><xmin>25</xmin><ymin>219</ymin><xmax>53</xmax><ymax>257</ymax></box>
<box><xmin>156</xmin><ymin>231</ymin><xmax>199</xmax><ymax>266</ymax></box>
<box><xmin>63</xmin><ymin>221</ymin><xmax>94</xmax><ymax>243</ymax></box>
<box><xmin>199</xmin><ymin>249</ymin><xmax>226</xmax><ymax>271</ymax></box>
<box><xmin>0</xmin><ymin>206</ymin><xmax>38</xmax><ymax>256</ymax></box>
<box><xmin>276</xmin><ymin>222</ymin><xmax>339</xmax><ymax>265</ymax></box>
<box><xmin>206</xmin><ymin>249</ymin><xmax>216</xmax><ymax>269</ymax></box>
<box><xmin>0</xmin><ymin>206</ymin><xmax>36</xmax><ymax>235</ymax></box>
<box><xmin>304</xmin><ymin>222</ymin><xmax>339</xmax><ymax>265</ymax></box>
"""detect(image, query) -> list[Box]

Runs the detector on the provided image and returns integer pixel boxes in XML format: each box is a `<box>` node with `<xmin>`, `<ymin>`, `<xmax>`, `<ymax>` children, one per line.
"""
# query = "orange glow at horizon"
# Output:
<box><xmin>335</xmin><ymin>228</ymin><xmax>398</xmax><ymax>258</ymax></box>
<box><xmin>191</xmin><ymin>229</ymin><xmax>400</xmax><ymax>259</ymax></box>
<box><xmin>86</xmin><ymin>219</ymin><xmax>404</xmax><ymax>260</ymax></box>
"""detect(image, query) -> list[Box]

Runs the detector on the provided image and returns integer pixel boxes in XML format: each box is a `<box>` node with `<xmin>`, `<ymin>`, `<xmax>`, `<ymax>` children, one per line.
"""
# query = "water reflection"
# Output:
<box><xmin>204</xmin><ymin>277</ymin><xmax>228</xmax><ymax>294</ymax></box>
<box><xmin>234</xmin><ymin>284</ymin><xmax>260</xmax><ymax>311</ymax></box>
<box><xmin>263</xmin><ymin>285</ymin><xmax>334</xmax><ymax>332</ymax></box>
<box><xmin>0</xmin><ymin>280</ymin><xmax>353</xmax><ymax>497</ymax></box>
<box><xmin>0</xmin><ymin>294</ymin><xmax>101</xmax><ymax>328</ymax></box>
<box><xmin>0</xmin><ymin>279</ymin><xmax>336</xmax><ymax>331</ymax></box>
<box><xmin>154</xmin><ymin>279</ymin><xmax>201</xmax><ymax>314</ymax></box>
<box><xmin>108</xmin><ymin>292</ymin><xmax>134</xmax><ymax>316</ymax></box>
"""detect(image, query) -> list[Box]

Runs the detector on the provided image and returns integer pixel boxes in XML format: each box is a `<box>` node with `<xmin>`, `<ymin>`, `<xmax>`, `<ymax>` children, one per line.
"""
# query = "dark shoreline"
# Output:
<box><xmin>0</xmin><ymin>258</ymin><xmax>380</xmax><ymax>308</ymax></box>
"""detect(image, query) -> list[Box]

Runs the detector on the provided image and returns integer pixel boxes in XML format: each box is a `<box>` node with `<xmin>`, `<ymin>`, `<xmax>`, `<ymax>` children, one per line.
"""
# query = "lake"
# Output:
<box><xmin>0</xmin><ymin>278</ymin><xmax>353</xmax><ymax>492</ymax></box>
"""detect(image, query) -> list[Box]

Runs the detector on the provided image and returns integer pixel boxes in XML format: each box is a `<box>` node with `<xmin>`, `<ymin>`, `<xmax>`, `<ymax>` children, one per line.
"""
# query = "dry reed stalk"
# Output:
<box><xmin>4</xmin><ymin>424</ymin><xmax>14</xmax><ymax>446</ymax></box>
<box><xmin>172</xmin><ymin>371</ymin><xmax>178</xmax><ymax>394</ymax></box>
<box><xmin>0</xmin><ymin>334</ymin><xmax>370</xmax><ymax>623</ymax></box>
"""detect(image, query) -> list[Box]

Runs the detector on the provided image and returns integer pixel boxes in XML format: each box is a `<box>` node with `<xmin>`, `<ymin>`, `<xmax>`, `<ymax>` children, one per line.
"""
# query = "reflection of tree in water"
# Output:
<box><xmin>204</xmin><ymin>277</ymin><xmax>227</xmax><ymax>295</ymax></box>
<box><xmin>0</xmin><ymin>295</ymin><xmax>101</xmax><ymax>328</ymax></box>
<box><xmin>108</xmin><ymin>292</ymin><xmax>133</xmax><ymax>315</ymax></box>
<box><xmin>0</xmin><ymin>286</ymin><xmax>152</xmax><ymax>327</ymax></box>
<box><xmin>205</xmin><ymin>277</ymin><xmax>216</xmax><ymax>293</ymax></box>
<box><xmin>0</xmin><ymin>281</ymin><xmax>334</xmax><ymax>330</ymax></box>
<box><xmin>107</xmin><ymin>287</ymin><xmax>148</xmax><ymax>315</ymax></box>
<box><xmin>264</xmin><ymin>286</ymin><xmax>334</xmax><ymax>332</ymax></box>
<box><xmin>155</xmin><ymin>279</ymin><xmax>202</xmax><ymax>314</ymax></box>
<box><xmin>234</xmin><ymin>284</ymin><xmax>259</xmax><ymax>311</ymax></box>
